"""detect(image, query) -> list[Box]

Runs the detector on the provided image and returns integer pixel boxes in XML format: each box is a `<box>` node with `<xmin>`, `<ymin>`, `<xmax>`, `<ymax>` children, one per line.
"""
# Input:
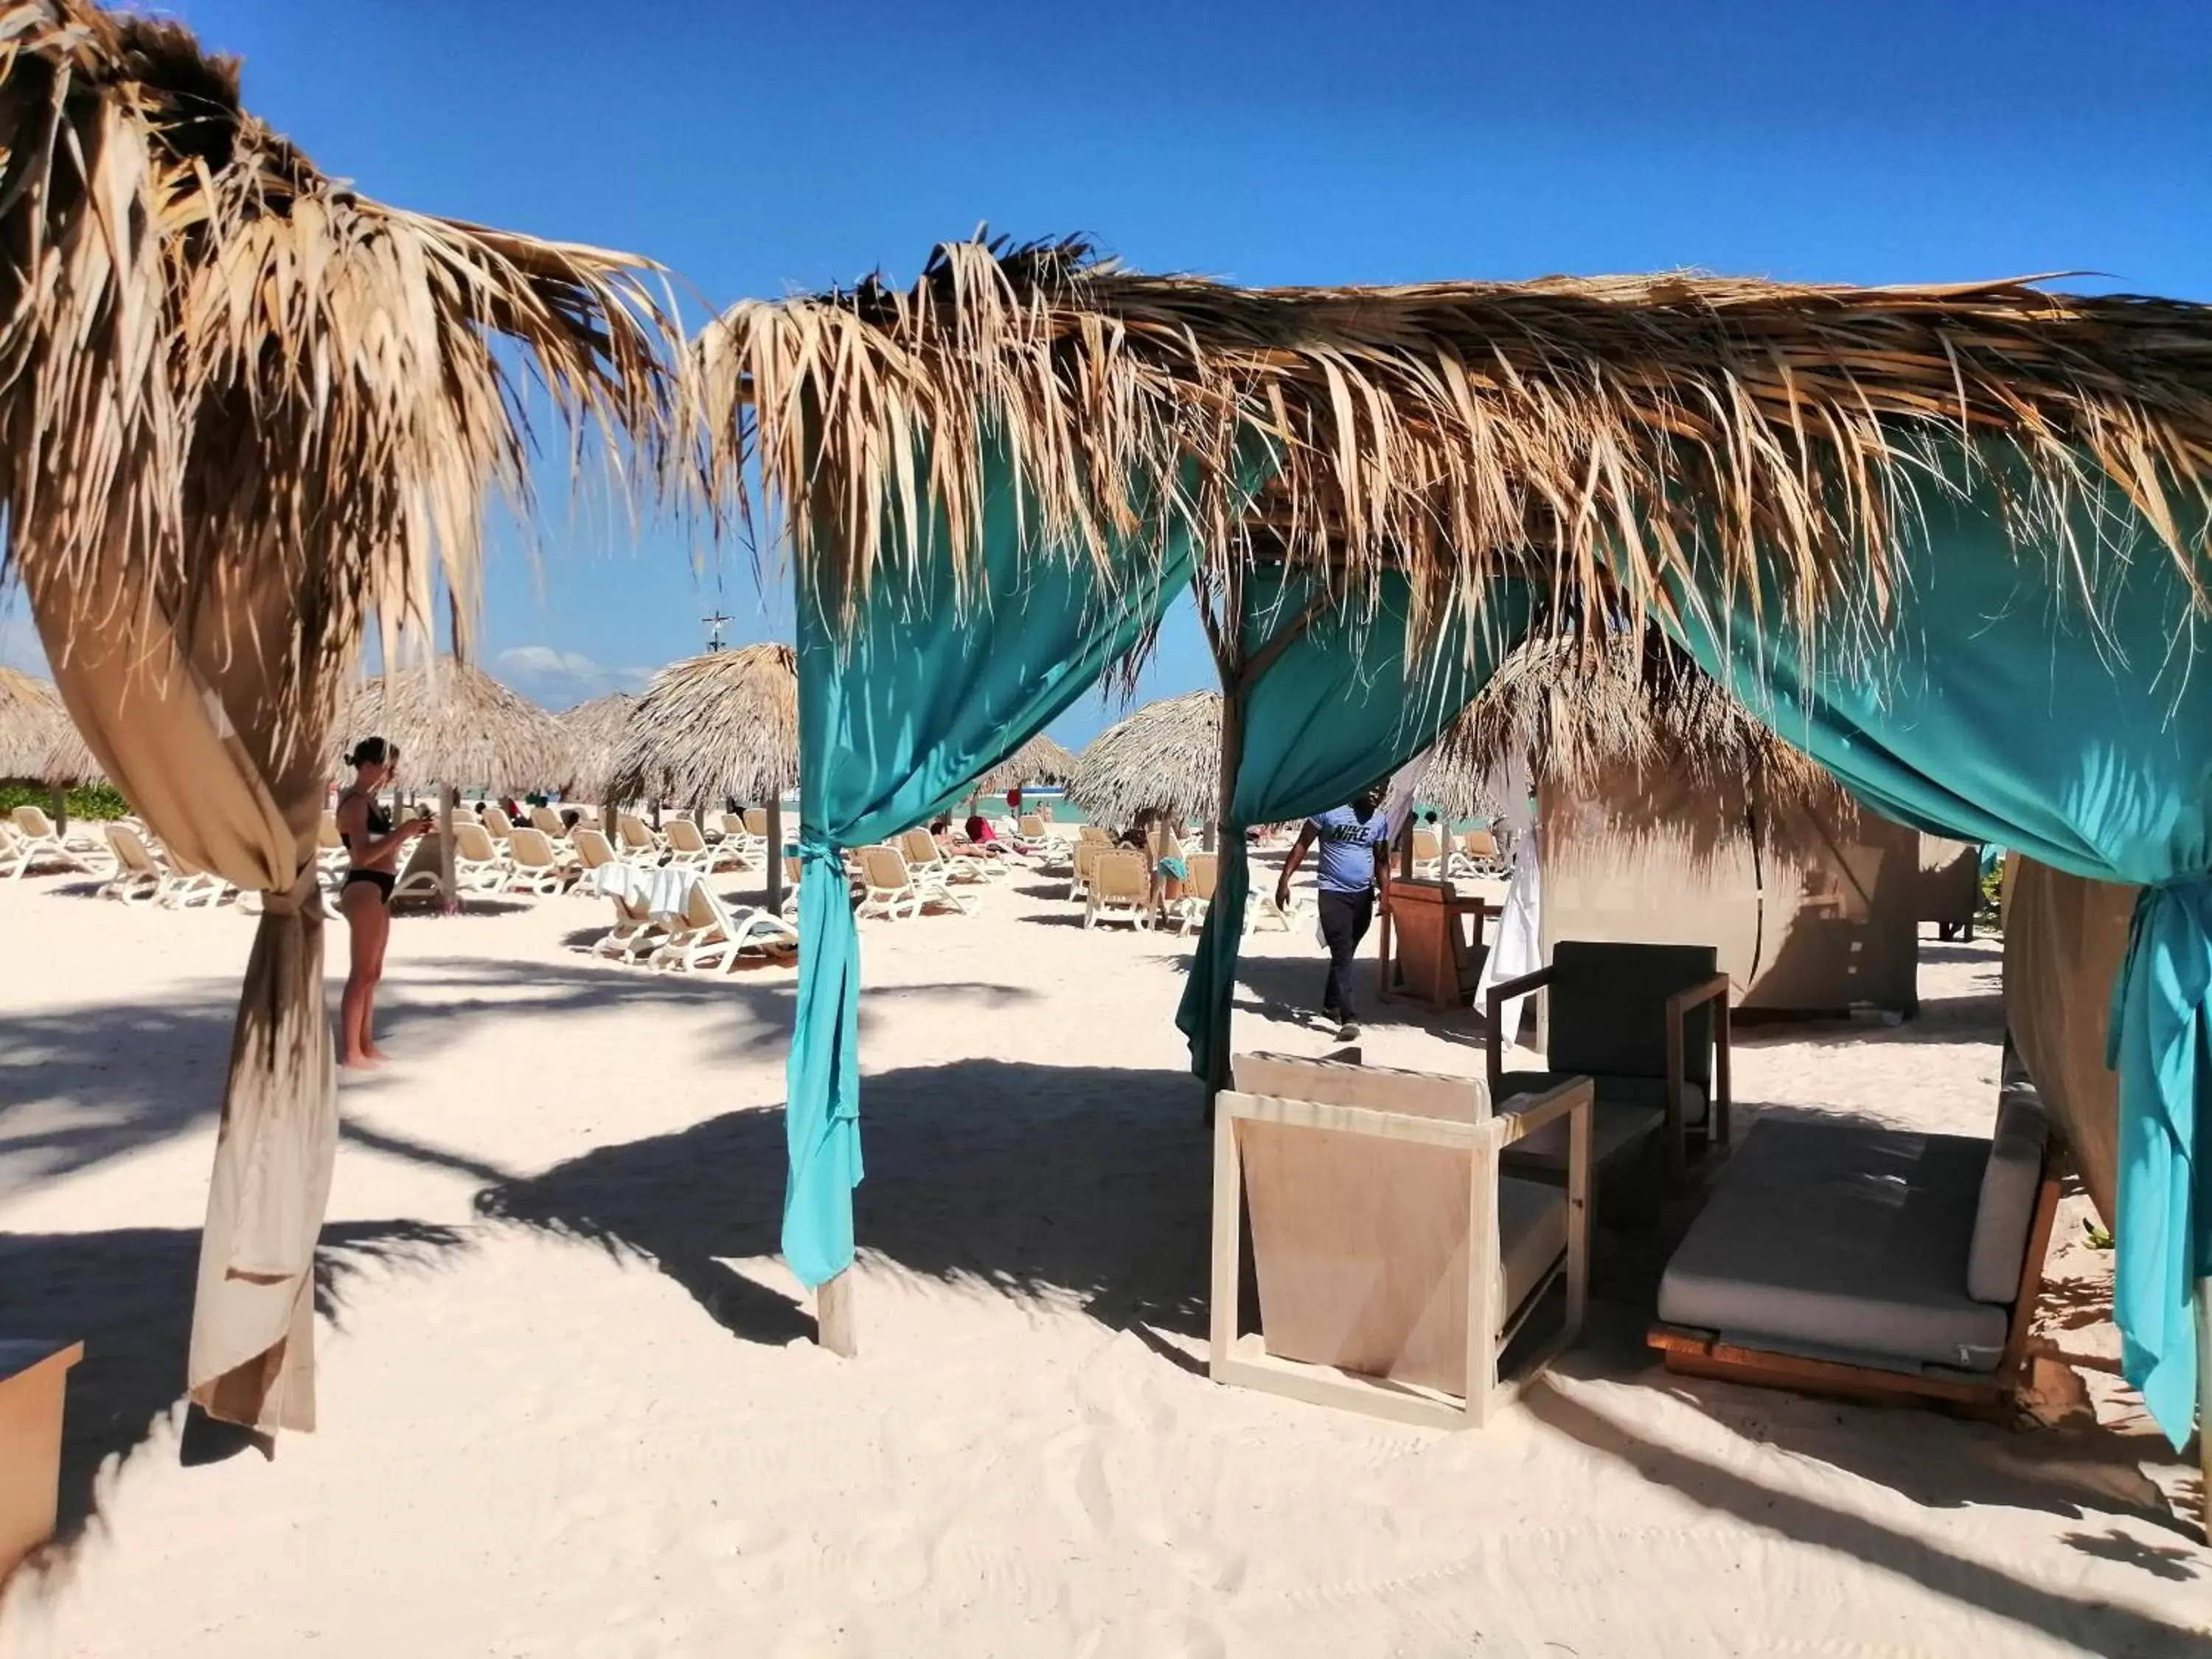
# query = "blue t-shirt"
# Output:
<box><xmin>1309</xmin><ymin>806</ymin><xmax>1387</xmax><ymax>894</ymax></box>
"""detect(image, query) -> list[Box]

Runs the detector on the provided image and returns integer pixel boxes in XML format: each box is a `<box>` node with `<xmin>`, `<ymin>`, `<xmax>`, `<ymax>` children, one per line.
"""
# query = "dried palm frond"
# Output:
<box><xmin>1068</xmin><ymin>692</ymin><xmax>1222</xmax><ymax>830</ymax></box>
<box><xmin>608</xmin><ymin>643</ymin><xmax>798</xmax><ymax>809</ymax></box>
<box><xmin>0</xmin><ymin>664</ymin><xmax>97</xmax><ymax>781</ymax></box>
<box><xmin>1431</xmin><ymin>632</ymin><xmax>1832</xmax><ymax>809</ymax></box>
<box><xmin>697</xmin><ymin>234</ymin><xmax>2212</xmax><ymax>664</ymax></box>
<box><xmin>341</xmin><ymin>660</ymin><xmax>571</xmax><ymax>793</ymax></box>
<box><xmin>972</xmin><ymin>732</ymin><xmax>1076</xmax><ymax>799</ymax></box>
<box><xmin>556</xmin><ymin>691</ymin><xmax>639</xmax><ymax>802</ymax></box>
<box><xmin>0</xmin><ymin>0</ymin><xmax>679</xmax><ymax>764</ymax></box>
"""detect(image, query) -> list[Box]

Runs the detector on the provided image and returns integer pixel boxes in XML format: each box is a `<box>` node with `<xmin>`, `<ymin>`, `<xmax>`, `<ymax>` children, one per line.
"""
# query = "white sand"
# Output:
<box><xmin>0</xmin><ymin>855</ymin><xmax>2205</xmax><ymax>1658</ymax></box>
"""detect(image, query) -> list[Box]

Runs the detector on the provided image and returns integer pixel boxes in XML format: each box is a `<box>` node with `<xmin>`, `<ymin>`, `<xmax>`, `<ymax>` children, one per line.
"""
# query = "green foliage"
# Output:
<box><xmin>0</xmin><ymin>781</ymin><xmax>130</xmax><ymax>820</ymax></box>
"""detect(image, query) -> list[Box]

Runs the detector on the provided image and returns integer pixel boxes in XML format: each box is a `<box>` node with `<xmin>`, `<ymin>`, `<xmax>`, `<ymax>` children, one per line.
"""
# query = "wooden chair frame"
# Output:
<box><xmin>1648</xmin><ymin>1161</ymin><xmax>2063</xmax><ymax>1416</ymax></box>
<box><xmin>1485</xmin><ymin>963</ymin><xmax>1733</xmax><ymax>1183</ymax></box>
<box><xmin>1381</xmin><ymin>876</ymin><xmax>1489</xmax><ymax>1009</ymax></box>
<box><xmin>1211</xmin><ymin>1076</ymin><xmax>1594</xmax><ymax>1429</ymax></box>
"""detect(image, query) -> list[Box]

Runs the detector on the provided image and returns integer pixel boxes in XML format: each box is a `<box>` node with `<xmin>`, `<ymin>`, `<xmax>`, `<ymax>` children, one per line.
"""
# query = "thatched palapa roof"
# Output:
<box><xmin>699</xmin><ymin>237</ymin><xmax>2212</xmax><ymax>663</ymax></box>
<box><xmin>0</xmin><ymin>665</ymin><xmax>99</xmax><ymax>782</ymax></box>
<box><xmin>973</xmin><ymin>733</ymin><xmax>1077</xmax><ymax>799</ymax></box>
<box><xmin>1433</xmin><ymin>633</ymin><xmax>1830</xmax><ymax>807</ymax></box>
<box><xmin>609</xmin><ymin>643</ymin><xmax>798</xmax><ymax>808</ymax></box>
<box><xmin>342</xmin><ymin>661</ymin><xmax>572</xmax><ymax>793</ymax></box>
<box><xmin>1068</xmin><ymin>692</ymin><xmax>1222</xmax><ymax>830</ymax></box>
<box><xmin>0</xmin><ymin>1</ymin><xmax>678</xmax><ymax>746</ymax></box>
<box><xmin>557</xmin><ymin>691</ymin><xmax>639</xmax><ymax>802</ymax></box>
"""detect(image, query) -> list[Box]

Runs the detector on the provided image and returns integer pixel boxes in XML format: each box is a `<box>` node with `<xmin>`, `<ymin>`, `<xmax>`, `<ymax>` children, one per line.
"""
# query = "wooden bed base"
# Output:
<box><xmin>1646</xmin><ymin>1168</ymin><xmax>2062</xmax><ymax>1418</ymax></box>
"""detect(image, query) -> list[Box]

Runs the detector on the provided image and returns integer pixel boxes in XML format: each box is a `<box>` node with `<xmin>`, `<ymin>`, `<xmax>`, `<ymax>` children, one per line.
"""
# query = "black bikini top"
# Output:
<box><xmin>343</xmin><ymin>796</ymin><xmax>394</xmax><ymax>853</ymax></box>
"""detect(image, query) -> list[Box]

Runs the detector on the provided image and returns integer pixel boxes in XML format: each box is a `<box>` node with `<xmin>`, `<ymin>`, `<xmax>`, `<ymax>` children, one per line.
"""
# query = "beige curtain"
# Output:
<box><xmin>2003</xmin><ymin>856</ymin><xmax>2132</xmax><ymax>1227</ymax></box>
<box><xmin>26</xmin><ymin>556</ymin><xmax>335</xmax><ymax>1432</ymax></box>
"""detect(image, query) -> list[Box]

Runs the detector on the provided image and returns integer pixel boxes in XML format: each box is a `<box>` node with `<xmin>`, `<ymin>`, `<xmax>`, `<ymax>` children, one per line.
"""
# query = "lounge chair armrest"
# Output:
<box><xmin>1660</xmin><ymin>973</ymin><xmax>1732</xmax><ymax>1183</ymax></box>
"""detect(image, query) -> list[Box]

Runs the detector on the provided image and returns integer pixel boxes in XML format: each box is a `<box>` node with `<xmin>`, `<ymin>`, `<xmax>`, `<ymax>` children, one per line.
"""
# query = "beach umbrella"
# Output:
<box><xmin>556</xmin><ymin>690</ymin><xmax>638</xmax><ymax>807</ymax></box>
<box><xmin>610</xmin><ymin>642</ymin><xmax>799</xmax><ymax>907</ymax></box>
<box><xmin>0</xmin><ymin>665</ymin><xmax>100</xmax><ymax>788</ymax></box>
<box><xmin>341</xmin><ymin>660</ymin><xmax>574</xmax><ymax>902</ymax></box>
<box><xmin>970</xmin><ymin>732</ymin><xmax>1076</xmax><ymax>803</ymax></box>
<box><xmin>1068</xmin><ymin>691</ymin><xmax>1223</xmax><ymax>837</ymax></box>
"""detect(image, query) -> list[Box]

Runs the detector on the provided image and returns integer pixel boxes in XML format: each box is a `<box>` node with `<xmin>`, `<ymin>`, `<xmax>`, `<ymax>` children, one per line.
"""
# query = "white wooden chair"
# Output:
<box><xmin>1213</xmin><ymin>1051</ymin><xmax>1593</xmax><ymax>1428</ymax></box>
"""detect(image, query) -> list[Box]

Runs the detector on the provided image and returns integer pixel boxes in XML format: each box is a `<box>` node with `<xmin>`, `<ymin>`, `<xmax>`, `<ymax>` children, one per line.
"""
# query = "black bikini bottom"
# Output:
<box><xmin>344</xmin><ymin>869</ymin><xmax>397</xmax><ymax>903</ymax></box>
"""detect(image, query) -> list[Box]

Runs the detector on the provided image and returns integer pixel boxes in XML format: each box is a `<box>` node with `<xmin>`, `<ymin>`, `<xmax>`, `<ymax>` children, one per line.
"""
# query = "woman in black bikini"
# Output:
<box><xmin>335</xmin><ymin>737</ymin><xmax>431</xmax><ymax>1069</ymax></box>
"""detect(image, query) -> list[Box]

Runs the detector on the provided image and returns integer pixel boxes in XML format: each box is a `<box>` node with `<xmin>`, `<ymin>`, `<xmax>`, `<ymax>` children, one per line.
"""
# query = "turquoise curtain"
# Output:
<box><xmin>1176</xmin><ymin>573</ymin><xmax>1527</xmax><ymax>1083</ymax></box>
<box><xmin>785</xmin><ymin>462</ymin><xmax>1200</xmax><ymax>1288</ymax></box>
<box><xmin>1661</xmin><ymin>463</ymin><xmax>2212</xmax><ymax>1446</ymax></box>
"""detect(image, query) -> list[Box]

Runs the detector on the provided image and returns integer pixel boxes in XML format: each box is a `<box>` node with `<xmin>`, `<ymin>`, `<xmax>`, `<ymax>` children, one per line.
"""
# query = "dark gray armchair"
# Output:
<box><xmin>1485</xmin><ymin>940</ymin><xmax>1733</xmax><ymax>1189</ymax></box>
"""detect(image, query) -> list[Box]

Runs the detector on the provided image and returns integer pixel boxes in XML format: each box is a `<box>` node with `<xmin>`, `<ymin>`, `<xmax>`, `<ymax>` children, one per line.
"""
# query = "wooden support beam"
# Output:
<box><xmin>817</xmin><ymin>1270</ymin><xmax>858</xmax><ymax>1357</ymax></box>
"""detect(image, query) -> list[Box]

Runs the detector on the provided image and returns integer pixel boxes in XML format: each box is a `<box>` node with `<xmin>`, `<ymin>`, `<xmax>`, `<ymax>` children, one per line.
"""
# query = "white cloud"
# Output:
<box><xmin>497</xmin><ymin>644</ymin><xmax>608</xmax><ymax>692</ymax></box>
<box><xmin>615</xmin><ymin>665</ymin><xmax>657</xmax><ymax>692</ymax></box>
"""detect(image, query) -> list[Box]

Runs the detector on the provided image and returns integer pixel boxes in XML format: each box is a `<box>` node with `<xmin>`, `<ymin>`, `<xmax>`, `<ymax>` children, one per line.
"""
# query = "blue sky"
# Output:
<box><xmin>3</xmin><ymin>0</ymin><xmax>2206</xmax><ymax>743</ymax></box>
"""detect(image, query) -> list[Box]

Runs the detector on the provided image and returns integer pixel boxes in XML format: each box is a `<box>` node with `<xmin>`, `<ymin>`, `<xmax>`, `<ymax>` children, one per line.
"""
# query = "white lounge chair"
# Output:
<box><xmin>858</xmin><ymin>844</ymin><xmax>970</xmax><ymax>920</ymax></box>
<box><xmin>616</xmin><ymin>812</ymin><xmax>663</xmax><ymax>861</ymax></box>
<box><xmin>900</xmin><ymin>826</ymin><xmax>997</xmax><ymax>887</ymax></box>
<box><xmin>665</xmin><ymin>815</ymin><xmax>749</xmax><ymax>875</ymax></box>
<box><xmin>0</xmin><ymin>824</ymin><xmax>30</xmax><ymax>880</ymax></box>
<box><xmin>1170</xmin><ymin>851</ymin><xmax>1218</xmax><ymax>933</ymax></box>
<box><xmin>498</xmin><ymin>827</ymin><xmax>574</xmax><ymax>897</ymax></box>
<box><xmin>389</xmin><ymin>835</ymin><xmax>449</xmax><ymax>907</ymax></box>
<box><xmin>593</xmin><ymin>891</ymin><xmax>665</xmax><ymax>961</ymax></box>
<box><xmin>452</xmin><ymin>821</ymin><xmax>511</xmax><ymax>892</ymax></box>
<box><xmin>7</xmin><ymin>806</ymin><xmax>89</xmax><ymax>877</ymax></box>
<box><xmin>98</xmin><ymin>824</ymin><xmax>165</xmax><ymax>904</ymax></box>
<box><xmin>158</xmin><ymin>842</ymin><xmax>232</xmax><ymax>909</ymax></box>
<box><xmin>480</xmin><ymin>804</ymin><xmax>517</xmax><ymax>843</ymax></box>
<box><xmin>1411</xmin><ymin>825</ymin><xmax>1447</xmax><ymax>880</ymax></box>
<box><xmin>570</xmin><ymin>826</ymin><xmax>621</xmax><ymax>887</ymax></box>
<box><xmin>529</xmin><ymin>805</ymin><xmax>569</xmax><ymax>843</ymax></box>
<box><xmin>647</xmin><ymin>883</ymin><xmax>799</xmax><ymax>973</ymax></box>
<box><xmin>1084</xmin><ymin>849</ymin><xmax>1153</xmax><ymax>929</ymax></box>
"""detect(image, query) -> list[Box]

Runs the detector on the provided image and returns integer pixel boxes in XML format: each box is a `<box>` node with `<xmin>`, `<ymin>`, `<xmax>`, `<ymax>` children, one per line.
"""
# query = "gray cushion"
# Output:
<box><xmin>1657</xmin><ymin>1119</ymin><xmax>2010</xmax><ymax>1372</ymax></box>
<box><xmin>1498</xmin><ymin>1176</ymin><xmax>1569</xmax><ymax>1320</ymax></box>
<box><xmin>1548</xmin><ymin>941</ymin><xmax>1719</xmax><ymax>1087</ymax></box>
<box><xmin>1494</xmin><ymin>1070</ymin><xmax>1686</xmax><ymax>1171</ymax></box>
<box><xmin>1966</xmin><ymin>1078</ymin><xmax>2050</xmax><ymax>1304</ymax></box>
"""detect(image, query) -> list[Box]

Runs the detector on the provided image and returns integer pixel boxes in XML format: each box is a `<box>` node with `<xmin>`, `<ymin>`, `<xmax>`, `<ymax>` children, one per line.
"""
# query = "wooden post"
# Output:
<box><xmin>765</xmin><ymin>796</ymin><xmax>785</xmax><ymax>914</ymax></box>
<box><xmin>816</xmin><ymin>1270</ymin><xmax>857</xmax><ymax>1357</ymax></box>
<box><xmin>2198</xmin><ymin>1278</ymin><xmax>2211</xmax><ymax>1543</ymax></box>
<box><xmin>438</xmin><ymin>783</ymin><xmax>459</xmax><ymax>914</ymax></box>
<box><xmin>1208</xmin><ymin>682</ymin><xmax>1247</xmax><ymax>1103</ymax></box>
<box><xmin>47</xmin><ymin>782</ymin><xmax>66</xmax><ymax>835</ymax></box>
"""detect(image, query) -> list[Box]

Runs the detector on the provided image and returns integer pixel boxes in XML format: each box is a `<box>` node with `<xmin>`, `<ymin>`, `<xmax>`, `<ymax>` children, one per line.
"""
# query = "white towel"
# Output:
<box><xmin>647</xmin><ymin>864</ymin><xmax>702</xmax><ymax>923</ymax></box>
<box><xmin>593</xmin><ymin>860</ymin><xmax>654</xmax><ymax>903</ymax></box>
<box><xmin>1471</xmin><ymin>753</ymin><xmax>1542</xmax><ymax>1046</ymax></box>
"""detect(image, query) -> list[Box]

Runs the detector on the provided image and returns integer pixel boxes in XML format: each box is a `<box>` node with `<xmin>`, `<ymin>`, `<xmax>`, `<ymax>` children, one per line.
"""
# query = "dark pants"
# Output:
<box><xmin>1317</xmin><ymin>887</ymin><xmax>1374</xmax><ymax>1020</ymax></box>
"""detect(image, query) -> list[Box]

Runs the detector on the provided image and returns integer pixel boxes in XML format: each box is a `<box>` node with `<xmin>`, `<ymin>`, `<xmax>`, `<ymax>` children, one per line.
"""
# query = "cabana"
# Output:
<box><xmin>341</xmin><ymin>660</ymin><xmax>577</xmax><ymax>907</ymax></box>
<box><xmin>1067</xmin><ymin>691</ymin><xmax>1222</xmax><ymax>839</ymax></box>
<box><xmin>699</xmin><ymin>235</ymin><xmax>2212</xmax><ymax>1495</ymax></box>
<box><xmin>0</xmin><ymin>1</ymin><xmax>675</xmax><ymax>1438</ymax></box>
<box><xmin>607</xmin><ymin>642</ymin><xmax>799</xmax><ymax>911</ymax></box>
<box><xmin>1435</xmin><ymin>635</ymin><xmax>1922</xmax><ymax>1019</ymax></box>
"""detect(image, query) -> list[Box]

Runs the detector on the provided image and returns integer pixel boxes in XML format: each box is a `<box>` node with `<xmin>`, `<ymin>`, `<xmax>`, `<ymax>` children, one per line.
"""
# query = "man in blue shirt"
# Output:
<box><xmin>1274</xmin><ymin>785</ymin><xmax>1391</xmax><ymax>1040</ymax></box>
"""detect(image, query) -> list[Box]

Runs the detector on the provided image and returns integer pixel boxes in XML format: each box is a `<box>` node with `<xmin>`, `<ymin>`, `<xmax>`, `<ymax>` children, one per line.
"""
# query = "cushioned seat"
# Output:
<box><xmin>1495</xmin><ymin>1069</ymin><xmax>1697</xmax><ymax>1170</ymax></box>
<box><xmin>1495</xmin><ymin>1176</ymin><xmax>1570</xmax><ymax>1318</ymax></box>
<box><xmin>1657</xmin><ymin>1119</ymin><xmax>2011</xmax><ymax>1372</ymax></box>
